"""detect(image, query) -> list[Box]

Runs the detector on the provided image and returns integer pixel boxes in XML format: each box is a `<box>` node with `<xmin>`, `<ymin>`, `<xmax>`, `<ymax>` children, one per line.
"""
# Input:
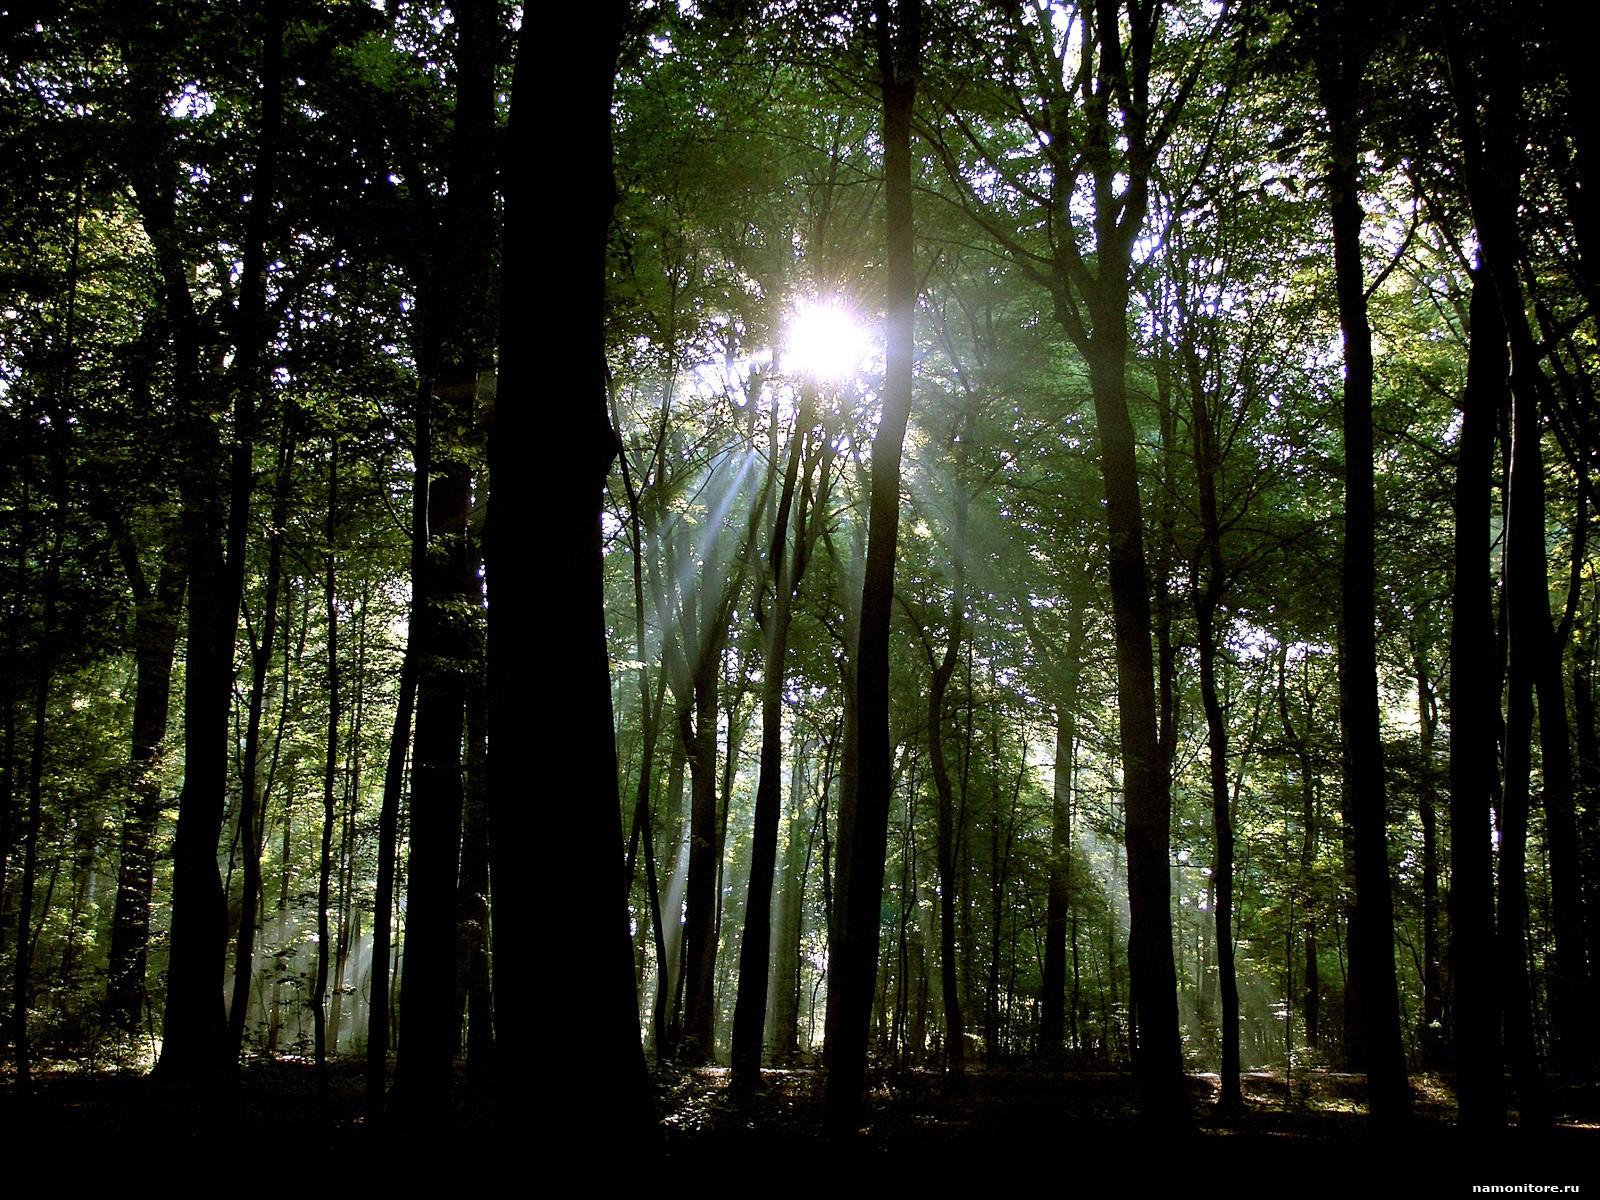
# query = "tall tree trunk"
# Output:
<box><xmin>928</xmin><ymin>537</ymin><xmax>968</xmax><ymax>1083</ymax></box>
<box><xmin>679</xmin><ymin>670</ymin><xmax>721</xmax><ymax>1063</ymax></box>
<box><xmin>1025</xmin><ymin>0</ymin><xmax>1189</xmax><ymax>1122</ymax></box>
<box><xmin>766</xmin><ymin>736</ymin><xmax>809</xmax><ymax>1062</ymax></box>
<box><xmin>1186</xmin><ymin>331</ymin><xmax>1240</xmax><ymax>1111</ymax></box>
<box><xmin>365</xmin><ymin>380</ymin><xmax>425</xmax><ymax>1119</ymax></box>
<box><xmin>1447</xmin><ymin>15</ymin><xmax>1583</xmax><ymax>1107</ymax></box>
<box><xmin>159</xmin><ymin>0</ymin><xmax>283</xmax><ymax>1085</ymax></box>
<box><xmin>1315</xmin><ymin>0</ymin><xmax>1411</xmax><ymax>1125</ymax></box>
<box><xmin>455</xmin><ymin>673</ymin><xmax>493</xmax><ymax>1083</ymax></box>
<box><xmin>395</xmin><ymin>0</ymin><xmax>497</xmax><ymax>1122</ymax></box>
<box><xmin>1038</xmin><ymin>591</ymin><xmax>1087</xmax><ymax>1061</ymax></box>
<box><xmin>226</xmin><ymin>418</ymin><xmax>296</xmax><ymax>1064</ymax></box>
<box><xmin>488</xmin><ymin>1</ymin><xmax>654</xmax><ymax>1141</ymax></box>
<box><xmin>731</xmin><ymin>387</ymin><xmax>817</xmax><ymax>1100</ymax></box>
<box><xmin>104</xmin><ymin>519</ymin><xmax>185</xmax><ymax>1033</ymax></box>
<box><xmin>312</xmin><ymin>443</ymin><xmax>339</xmax><ymax>1107</ymax></box>
<box><xmin>1414</xmin><ymin>630</ymin><xmax>1445</xmax><ymax>1069</ymax></box>
<box><xmin>11</xmin><ymin>422</ymin><xmax>68</xmax><ymax>1092</ymax></box>
<box><xmin>824</xmin><ymin>0</ymin><xmax>922</xmax><ymax>1137</ymax></box>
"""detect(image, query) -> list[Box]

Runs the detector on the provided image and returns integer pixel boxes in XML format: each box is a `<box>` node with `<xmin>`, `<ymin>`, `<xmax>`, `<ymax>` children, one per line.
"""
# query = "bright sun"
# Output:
<box><xmin>783</xmin><ymin>298</ymin><xmax>869</xmax><ymax>382</ymax></box>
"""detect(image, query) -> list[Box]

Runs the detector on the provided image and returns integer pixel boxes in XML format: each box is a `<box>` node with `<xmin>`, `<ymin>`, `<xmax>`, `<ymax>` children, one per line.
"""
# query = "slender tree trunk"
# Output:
<box><xmin>1186</xmin><ymin>334</ymin><xmax>1240</xmax><ymax>1111</ymax></box>
<box><xmin>1449</xmin><ymin>8</ymin><xmax>1590</xmax><ymax>1098</ymax></box>
<box><xmin>731</xmin><ymin>387</ymin><xmax>817</xmax><ymax>1100</ymax></box>
<box><xmin>365</xmin><ymin>380</ymin><xmax>424</xmax><ymax>1120</ymax></box>
<box><xmin>312</xmin><ymin>442</ymin><xmax>339</xmax><ymax>1108</ymax></box>
<box><xmin>11</xmin><ymin>432</ymin><xmax>67</xmax><ymax>1092</ymax></box>
<box><xmin>680</xmin><ymin>670</ymin><xmax>721</xmax><ymax>1063</ymax></box>
<box><xmin>226</xmin><ymin>419</ymin><xmax>296</xmax><ymax>1064</ymax></box>
<box><xmin>395</xmin><ymin>0</ymin><xmax>497</xmax><ymax>1122</ymax></box>
<box><xmin>824</xmin><ymin>0</ymin><xmax>922</xmax><ymax>1137</ymax></box>
<box><xmin>104</xmin><ymin>521</ymin><xmax>185</xmax><ymax>1033</ymax></box>
<box><xmin>1315</xmin><ymin>2</ymin><xmax>1411</xmax><ymax>1125</ymax></box>
<box><xmin>928</xmin><ymin>563</ymin><xmax>968</xmax><ymax>1083</ymax></box>
<box><xmin>159</xmin><ymin>0</ymin><xmax>283</xmax><ymax>1085</ymax></box>
<box><xmin>767</xmin><ymin>738</ymin><xmax>809</xmax><ymax>1062</ymax></box>
<box><xmin>1414</xmin><ymin>631</ymin><xmax>1445</xmax><ymax>1069</ymax></box>
<box><xmin>455</xmin><ymin>674</ymin><xmax>493</xmax><ymax>1083</ymax></box>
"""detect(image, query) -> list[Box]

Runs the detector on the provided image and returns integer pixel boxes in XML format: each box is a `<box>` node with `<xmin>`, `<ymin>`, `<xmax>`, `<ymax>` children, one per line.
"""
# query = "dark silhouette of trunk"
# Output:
<box><xmin>1314</xmin><ymin>0</ymin><xmax>1411</xmax><ymax>1126</ymax></box>
<box><xmin>1574</xmin><ymin>638</ymin><xmax>1600</xmax><ymax>1051</ymax></box>
<box><xmin>731</xmin><ymin>386</ymin><xmax>820</xmax><ymax>1100</ymax></box>
<box><xmin>1188</xmin><ymin>357</ymin><xmax>1240</xmax><ymax>1111</ymax></box>
<box><xmin>680</xmin><ymin>669</ymin><xmax>721</xmax><ymax>1062</ymax></box>
<box><xmin>365</xmin><ymin>379</ymin><xmax>425</xmax><ymax>1120</ymax></box>
<box><xmin>159</xmin><ymin>0</ymin><xmax>283</xmax><ymax>1084</ymax></box>
<box><xmin>824</xmin><ymin>0</ymin><xmax>921</xmax><ymax>1137</ymax></box>
<box><xmin>330</xmin><ymin>589</ymin><xmax>369</xmax><ymax>1054</ymax></box>
<box><xmin>312</xmin><ymin>443</ymin><xmax>339</xmax><ymax>1107</ymax></box>
<box><xmin>766</xmin><ymin>737</ymin><xmax>810</xmax><ymax>1062</ymax></box>
<box><xmin>11</xmin><ymin>371</ymin><xmax>70</xmax><ymax>1091</ymax></box>
<box><xmin>103</xmin><ymin>514</ymin><xmax>185</xmax><ymax>1033</ymax></box>
<box><xmin>226</xmin><ymin>418</ymin><xmax>296</xmax><ymax>1064</ymax></box>
<box><xmin>455</xmin><ymin>674</ymin><xmax>492</xmax><ymax>1083</ymax></box>
<box><xmin>929</xmin><ymin>582</ymin><xmax>967</xmax><ymax>1082</ymax></box>
<box><xmin>615</xmin><ymin>435</ymin><xmax>668</xmax><ymax>1048</ymax></box>
<box><xmin>395</xmin><ymin>0</ymin><xmax>497</xmax><ymax>1122</ymax></box>
<box><xmin>1414</xmin><ymin>631</ymin><xmax>1445</xmax><ymax>1068</ymax></box>
<box><xmin>366</xmin><ymin>425</ymin><xmax>422</xmax><ymax>1120</ymax></box>
<box><xmin>488</xmin><ymin>2</ymin><xmax>654</xmax><ymax>1142</ymax></box>
<box><xmin>1010</xmin><ymin>0</ymin><xmax>1193</xmax><ymax>1122</ymax></box>
<box><xmin>1448</xmin><ymin>17</ymin><xmax>1583</xmax><ymax>1107</ymax></box>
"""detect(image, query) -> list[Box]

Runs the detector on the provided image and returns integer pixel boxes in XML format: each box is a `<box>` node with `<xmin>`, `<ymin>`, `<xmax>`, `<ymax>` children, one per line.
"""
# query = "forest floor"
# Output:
<box><xmin>3</xmin><ymin>1055</ymin><xmax>1597</xmax><ymax>1187</ymax></box>
<box><xmin>653</xmin><ymin>1063</ymin><xmax>1600</xmax><ymax>1187</ymax></box>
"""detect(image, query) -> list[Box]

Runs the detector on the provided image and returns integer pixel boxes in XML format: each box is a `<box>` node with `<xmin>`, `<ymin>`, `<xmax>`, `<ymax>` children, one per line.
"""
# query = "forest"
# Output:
<box><xmin>0</xmin><ymin>0</ymin><xmax>1597</xmax><ymax>1174</ymax></box>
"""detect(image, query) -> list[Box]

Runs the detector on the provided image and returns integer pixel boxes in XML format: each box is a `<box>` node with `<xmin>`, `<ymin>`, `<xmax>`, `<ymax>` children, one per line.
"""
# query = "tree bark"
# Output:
<box><xmin>394</xmin><ymin>0</ymin><xmax>498</xmax><ymax>1122</ymax></box>
<box><xmin>1315</xmin><ymin>1</ymin><xmax>1411</xmax><ymax>1125</ymax></box>
<box><xmin>488</xmin><ymin>0</ymin><xmax>654</xmax><ymax>1143</ymax></box>
<box><xmin>159</xmin><ymin>0</ymin><xmax>283</xmax><ymax>1084</ymax></box>
<box><xmin>731</xmin><ymin>387</ymin><xmax>819</xmax><ymax>1099</ymax></box>
<box><xmin>226</xmin><ymin>417</ymin><xmax>296</xmax><ymax>1064</ymax></box>
<box><xmin>824</xmin><ymin>0</ymin><xmax>922</xmax><ymax>1137</ymax></box>
<box><xmin>104</xmin><ymin>517</ymin><xmax>185</xmax><ymax>1033</ymax></box>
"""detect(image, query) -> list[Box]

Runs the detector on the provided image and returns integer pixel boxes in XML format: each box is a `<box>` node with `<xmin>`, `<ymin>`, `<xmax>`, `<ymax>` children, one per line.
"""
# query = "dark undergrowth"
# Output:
<box><xmin>3</xmin><ymin>1056</ymin><xmax>1596</xmax><ymax>1186</ymax></box>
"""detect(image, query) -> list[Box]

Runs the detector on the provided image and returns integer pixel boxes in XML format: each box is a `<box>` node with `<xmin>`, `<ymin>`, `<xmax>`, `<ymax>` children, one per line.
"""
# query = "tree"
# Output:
<box><xmin>487</xmin><ymin>0</ymin><xmax>654</xmax><ymax>1142</ymax></box>
<box><xmin>825</xmin><ymin>0</ymin><xmax>924</xmax><ymax>1137</ymax></box>
<box><xmin>1306</xmin><ymin>0</ymin><xmax>1413</xmax><ymax>1127</ymax></box>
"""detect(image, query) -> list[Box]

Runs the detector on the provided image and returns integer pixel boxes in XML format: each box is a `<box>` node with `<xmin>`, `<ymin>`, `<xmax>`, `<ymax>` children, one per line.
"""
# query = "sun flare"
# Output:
<box><xmin>783</xmin><ymin>298</ymin><xmax>869</xmax><ymax>382</ymax></box>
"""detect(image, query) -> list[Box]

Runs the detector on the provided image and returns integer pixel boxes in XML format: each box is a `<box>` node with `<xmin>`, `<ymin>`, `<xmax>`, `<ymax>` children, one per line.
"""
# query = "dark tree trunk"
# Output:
<box><xmin>159</xmin><ymin>0</ymin><xmax>283</xmax><ymax>1084</ymax></box>
<box><xmin>312</xmin><ymin>443</ymin><xmax>339</xmax><ymax>1107</ymax></box>
<box><xmin>1184</xmin><ymin>324</ymin><xmax>1240</xmax><ymax>1111</ymax></box>
<box><xmin>1315</xmin><ymin>0</ymin><xmax>1411</xmax><ymax>1125</ymax></box>
<box><xmin>395</xmin><ymin>0</ymin><xmax>498</xmax><ymax>1122</ymax></box>
<box><xmin>1447</xmin><ymin>15</ymin><xmax>1584</xmax><ymax>1106</ymax></box>
<box><xmin>487</xmin><ymin>1</ymin><xmax>654</xmax><ymax>1142</ymax></box>
<box><xmin>455</xmin><ymin>673</ymin><xmax>493</xmax><ymax>1082</ymax></box>
<box><xmin>365</xmin><ymin>432</ymin><xmax>421</xmax><ymax>1118</ymax></box>
<box><xmin>1452</xmin><ymin>300</ymin><xmax>1497</xmax><ymax>1139</ymax></box>
<box><xmin>679</xmin><ymin>672</ymin><xmax>721</xmax><ymax>1063</ymax></box>
<box><xmin>766</xmin><ymin>738</ymin><xmax>809</xmax><ymax>1062</ymax></box>
<box><xmin>824</xmin><ymin>0</ymin><xmax>922</xmax><ymax>1137</ymax></box>
<box><xmin>104</xmin><ymin>520</ymin><xmax>185</xmax><ymax>1033</ymax></box>
<box><xmin>731</xmin><ymin>387</ymin><xmax>818</xmax><ymax>1100</ymax></box>
<box><xmin>1414</xmin><ymin>632</ymin><xmax>1445</xmax><ymax>1069</ymax></box>
<box><xmin>1023</xmin><ymin>0</ymin><xmax>1189</xmax><ymax>1123</ymax></box>
<box><xmin>928</xmin><ymin>534</ymin><xmax>968</xmax><ymax>1083</ymax></box>
<box><xmin>11</xmin><ymin>409</ymin><xmax>68</xmax><ymax>1090</ymax></box>
<box><xmin>226</xmin><ymin>419</ymin><xmax>296</xmax><ymax>1064</ymax></box>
